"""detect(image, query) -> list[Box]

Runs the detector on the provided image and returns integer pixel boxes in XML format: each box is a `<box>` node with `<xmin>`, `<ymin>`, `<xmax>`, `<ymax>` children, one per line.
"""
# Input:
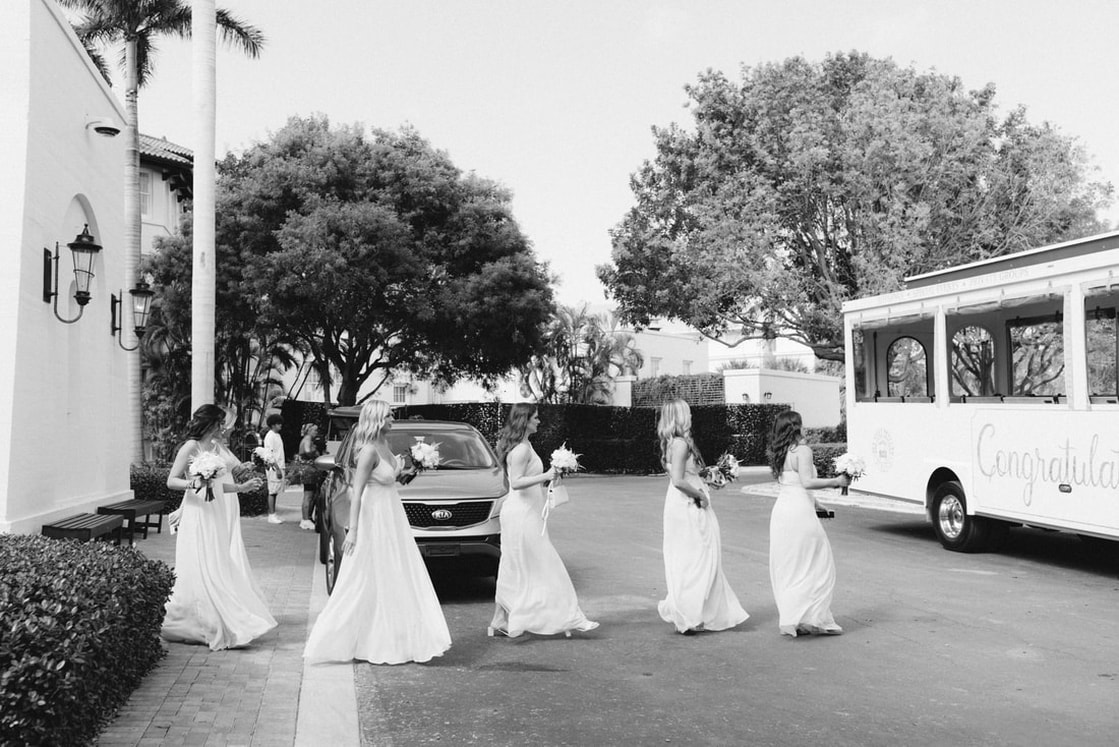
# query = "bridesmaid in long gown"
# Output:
<box><xmin>767</xmin><ymin>410</ymin><xmax>850</xmax><ymax>637</ymax></box>
<box><xmin>304</xmin><ymin>400</ymin><xmax>451</xmax><ymax>664</ymax></box>
<box><xmin>657</xmin><ymin>399</ymin><xmax>748</xmax><ymax>635</ymax></box>
<box><xmin>162</xmin><ymin>405</ymin><xmax>277</xmax><ymax>650</ymax></box>
<box><xmin>488</xmin><ymin>403</ymin><xmax>598</xmax><ymax>638</ymax></box>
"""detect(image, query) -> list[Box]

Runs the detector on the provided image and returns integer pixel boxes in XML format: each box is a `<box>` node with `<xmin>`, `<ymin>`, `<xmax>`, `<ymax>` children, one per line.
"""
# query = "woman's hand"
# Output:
<box><xmin>693</xmin><ymin>490</ymin><xmax>710</xmax><ymax>509</ymax></box>
<box><xmin>342</xmin><ymin>527</ymin><xmax>357</xmax><ymax>555</ymax></box>
<box><xmin>835</xmin><ymin>473</ymin><xmax>852</xmax><ymax>488</ymax></box>
<box><xmin>542</xmin><ymin>466</ymin><xmax>557</xmax><ymax>483</ymax></box>
<box><xmin>238</xmin><ymin>476</ymin><xmax>264</xmax><ymax>492</ymax></box>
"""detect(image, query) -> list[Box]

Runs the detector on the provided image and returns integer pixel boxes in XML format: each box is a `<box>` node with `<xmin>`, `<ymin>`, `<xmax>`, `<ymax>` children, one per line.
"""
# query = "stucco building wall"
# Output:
<box><xmin>0</xmin><ymin>0</ymin><xmax>132</xmax><ymax>532</ymax></box>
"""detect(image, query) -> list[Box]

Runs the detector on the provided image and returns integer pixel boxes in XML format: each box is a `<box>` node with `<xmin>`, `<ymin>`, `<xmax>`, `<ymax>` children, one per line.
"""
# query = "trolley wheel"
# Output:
<box><xmin>931</xmin><ymin>481</ymin><xmax>996</xmax><ymax>553</ymax></box>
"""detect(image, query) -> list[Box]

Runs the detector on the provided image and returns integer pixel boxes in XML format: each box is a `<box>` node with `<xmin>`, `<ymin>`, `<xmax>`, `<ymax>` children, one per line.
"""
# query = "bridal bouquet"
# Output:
<box><xmin>550</xmin><ymin>443</ymin><xmax>582</xmax><ymax>476</ymax></box>
<box><xmin>833</xmin><ymin>453</ymin><xmax>867</xmax><ymax>496</ymax></box>
<box><xmin>700</xmin><ymin>452</ymin><xmax>741</xmax><ymax>490</ymax></box>
<box><xmin>188</xmin><ymin>451</ymin><xmax>226</xmax><ymax>502</ymax></box>
<box><xmin>410</xmin><ymin>437</ymin><xmax>442</xmax><ymax>471</ymax></box>
<box><xmin>253</xmin><ymin>445</ymin><xmax>280</xmax><ymax>471</ymax></box>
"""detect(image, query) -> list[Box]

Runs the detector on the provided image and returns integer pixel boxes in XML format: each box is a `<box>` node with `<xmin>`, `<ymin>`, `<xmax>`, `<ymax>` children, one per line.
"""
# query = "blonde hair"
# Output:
<box><xmin>301</xmin><ymin>423</ymin><xmax>318</xmax><ymax>437</ymax></box>
<box><xmin>349</xmin><ymin>400</ymin><xmax>391</xmax><ymax>465</ymax></box>
<box><xmin>657</xmin><ymin>399</ymin><xmax>703</xmax><ymax>468</ymax></box>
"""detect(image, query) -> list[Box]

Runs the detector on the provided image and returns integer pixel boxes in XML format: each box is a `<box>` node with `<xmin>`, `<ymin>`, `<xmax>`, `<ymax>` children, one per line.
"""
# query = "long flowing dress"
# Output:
<box><xmin>490</xmin><ymin>448</ymin><xmax>597</xmax><ymax>637</ymax></box>
<box><xmin>304</xmin><ymin>454</ymin><xmax>451</xmax><ymax>664</ymax></box>
<box><xmin>769</xmin><ymin>469</ymin><xmax>841</xmax><ymax>636</ymax></box>
<box><xmin>658</xmin><ymin>456</ymin><xmax>749</xmax><ymax>633</ymax></box>
<box><xmin>162</xmin><ymin>444</ymin><xmax>277</xmax><ymax>650</ymax></box>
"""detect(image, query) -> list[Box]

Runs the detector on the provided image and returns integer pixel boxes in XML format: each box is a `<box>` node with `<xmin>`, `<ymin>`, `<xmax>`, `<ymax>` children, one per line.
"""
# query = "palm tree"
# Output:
<box><xmin>62</xmin><ymin>0</ymin><xmax>263</xmax><ymax>459</ymax></box>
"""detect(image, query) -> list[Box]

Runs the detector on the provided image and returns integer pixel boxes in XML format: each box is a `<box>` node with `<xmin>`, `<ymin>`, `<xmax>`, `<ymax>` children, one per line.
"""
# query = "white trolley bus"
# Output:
<box><xmin>843</xmin><ymin>230</ymin><xmax>1119</xmax><ymax>552</ymax></box>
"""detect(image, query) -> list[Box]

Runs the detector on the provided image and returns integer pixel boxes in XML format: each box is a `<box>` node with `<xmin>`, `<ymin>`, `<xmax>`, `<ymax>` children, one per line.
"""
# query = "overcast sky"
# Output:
<box><xmin>127</xmin><ymin>0</ymin><xmax>1119</xmax><ymax>305</ymax></box>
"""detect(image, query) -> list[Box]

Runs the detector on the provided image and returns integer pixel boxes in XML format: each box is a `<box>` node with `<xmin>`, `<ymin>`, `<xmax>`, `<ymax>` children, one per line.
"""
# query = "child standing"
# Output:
<box><xmin>263</xmin><ymin>413</ymin><xmax>286</xmax><ymax>524</ymax></box>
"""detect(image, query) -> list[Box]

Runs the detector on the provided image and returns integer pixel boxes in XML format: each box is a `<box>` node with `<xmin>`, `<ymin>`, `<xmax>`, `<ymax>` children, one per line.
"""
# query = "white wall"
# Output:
<box><xmin>634</xmin><ymin>328</ymin><xmax>709</xmax><ymax>378</ymax></box>
<box><xmin>0</xmin><ymin>0</ymin><xmax>131</xmax><ymax>533</ymax></box>
<box><xmin>723</xmin><ymin>369</ymin><xmax>841</xmax><ymax>428</ymax></box>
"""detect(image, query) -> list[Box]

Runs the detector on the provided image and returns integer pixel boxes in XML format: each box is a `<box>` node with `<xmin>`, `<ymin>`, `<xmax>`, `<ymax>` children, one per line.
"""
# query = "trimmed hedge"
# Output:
<box><xmin>0</xmin><ymin>535</ymin><xmax>174</xmax><ymax>746</ymax></box>
<box><xmin>130</xmin><ymin>463</ymin><xmax>269</xmax><ymax>517</ymax></box>
<box><xmin>392</xmin><ymin>402</ymin><xmax>789</xmax><ymax>472</ymax></box>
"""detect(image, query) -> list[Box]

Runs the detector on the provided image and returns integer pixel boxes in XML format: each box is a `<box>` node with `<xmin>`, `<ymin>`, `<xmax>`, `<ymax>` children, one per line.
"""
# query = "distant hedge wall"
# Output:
<box><xmin>392</xmin><ymin>402</ymin><xmax>789</xmax><ymax>473</ymax></box>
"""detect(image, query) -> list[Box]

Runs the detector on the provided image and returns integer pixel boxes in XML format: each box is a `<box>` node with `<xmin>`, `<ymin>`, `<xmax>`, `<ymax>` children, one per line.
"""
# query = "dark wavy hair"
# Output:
<box><xmin>767</xmin><ymin>410</ymin><xmax>804</xmax><ymax>479</ymax></box>
<box><xmin>184</xmin><ymin>404</ymin><xmax>228</xmax><ymax>442</ymax></box>
<box><xmin>495</xmin><ymin>403</ymin><xmax>537</xmax><ymax>471</ymax></box>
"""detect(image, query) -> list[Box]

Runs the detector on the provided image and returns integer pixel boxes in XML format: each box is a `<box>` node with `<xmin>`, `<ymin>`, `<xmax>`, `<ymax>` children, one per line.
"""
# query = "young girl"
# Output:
<box><xmin>656</xmin><ymin>399</ymin><xmax>748</xmax><ymax>635</ymax></box>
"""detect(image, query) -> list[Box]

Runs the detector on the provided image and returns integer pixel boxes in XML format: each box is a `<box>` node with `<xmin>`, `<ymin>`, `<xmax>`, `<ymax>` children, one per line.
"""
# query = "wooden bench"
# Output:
<box><xmin>97</xmin><ymin>499</ymin><xmax>167</xmax><ymax>545</ymax></box>
<box><xmin>42</xmin><ymin>513</ymin><xmax>123</xmax><ymax>545</ymax></box>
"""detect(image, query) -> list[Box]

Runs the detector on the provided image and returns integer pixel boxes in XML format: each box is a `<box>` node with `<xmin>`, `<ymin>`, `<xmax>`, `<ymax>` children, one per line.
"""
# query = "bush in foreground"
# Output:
<box><xmin>0</xmin><ymin>535</ymin><xmax>174</xmax><ymax>746</ymax></box>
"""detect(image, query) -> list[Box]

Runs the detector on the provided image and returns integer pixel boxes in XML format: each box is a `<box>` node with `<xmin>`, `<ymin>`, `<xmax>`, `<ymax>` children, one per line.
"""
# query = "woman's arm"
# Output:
<box><xmin>668</xmin><ymin>438</ymin><xmax>708</xmax><ymax>507</ymax></box>
<box><xmin>166</xmin><ymin>441</ymin><xmax>198</xmax><ymax>491</ymax></box>
<box><xmin>795</xmin><ymin>445</ymin><xmax>850</xmax><ymax>492</ymax></box>
<box><xmin>343</xmin><ymin>445</ymin><xmax>377</xmax><ymax>555</ymax></box>
<box><xmin>508</xmin><ymin>444</ymin><xmax>554</xmax><ymax>490</ymax></box>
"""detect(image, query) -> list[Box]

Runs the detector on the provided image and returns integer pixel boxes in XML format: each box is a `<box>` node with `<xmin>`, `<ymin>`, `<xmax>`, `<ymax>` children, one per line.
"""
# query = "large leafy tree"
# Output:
<box><xmin>141</xmin><ymin>219</ymin><xmax>300</xmax><ymax>458</ymax></box>
<box><xmin>217</xmin><ymin>116</ymin><xmax>554</xmax><ymax>406</ymax></box>
<box><xmin>598</xmin><ymin>52</ymin><xmax>1113</xmax><ymax>362</ymax></box>
<box><xmin>63</xmin><ymin>0</ymin><xmax>264</xmax><ymax>458</ymax></box>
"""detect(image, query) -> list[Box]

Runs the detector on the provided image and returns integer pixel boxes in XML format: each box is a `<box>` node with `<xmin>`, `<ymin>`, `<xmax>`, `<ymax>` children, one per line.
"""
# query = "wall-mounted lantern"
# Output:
<box><xmin>110</xmin><ymin>282</ymin><xmax>155</xmax><ymax>351</ymax></box>
<box><xmin>43</xmin><ymin>224</ymin><xmax>102</xmax><ymax>324</ymax></box>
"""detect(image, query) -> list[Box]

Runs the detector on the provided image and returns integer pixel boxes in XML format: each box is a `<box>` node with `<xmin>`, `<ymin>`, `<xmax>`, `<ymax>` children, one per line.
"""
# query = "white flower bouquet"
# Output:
<box><xmin>253</xmin><ymin>445</ymin><xmax>279</xmax><ymax>470</ymax></box>
<box><xmin>833</xmin><ymin>453</ymin><xmax>866</xmax><ymax>496</ymax></box>
<box><xmin>188</xmin><ymin>451</ymin><xmax>227</xmax><ymax>502</ymax></box>
<box><xmin>549</xmin><ymin>443</ymin><xmax>582</xmax><ymax>476</ymax></box>
<box><xmin>700</xmin><ymin>452</ymin><xmax>740</xmax><ymax>490</ymax></box>
<box><xmin>410</xmin><ymin>437</ymin><xmax>442</xmax><ymax>471</ymax></box>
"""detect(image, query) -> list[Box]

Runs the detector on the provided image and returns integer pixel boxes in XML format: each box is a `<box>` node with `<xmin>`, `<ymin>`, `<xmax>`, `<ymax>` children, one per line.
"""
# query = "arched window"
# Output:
<box><xmin>887</xmin><ymin>337</ymin><xmax>928</xmax><ymax>397</ymax></box>
<box><xmin>951</xmin><ymin>325</ymin><xmax>996</xmax><ymax>396</ymax></box>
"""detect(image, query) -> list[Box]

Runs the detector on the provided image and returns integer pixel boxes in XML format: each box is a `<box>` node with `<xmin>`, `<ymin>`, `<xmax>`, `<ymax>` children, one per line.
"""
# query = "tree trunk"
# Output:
<box><xmin>124</xmin><ymin>40</ymin><xmax>143</xmax><ymax>462</ymax></box>
<box><xmin>191</xmin><ymin>0</ymin><xmax>217</xmax><ymax>410</ymax></box>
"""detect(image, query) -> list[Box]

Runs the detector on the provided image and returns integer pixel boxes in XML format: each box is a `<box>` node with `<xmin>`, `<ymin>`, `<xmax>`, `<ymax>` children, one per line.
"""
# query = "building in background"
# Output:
<box><xmin>138</xmin><ymin>134</ymin><xmax>192</xmax><ymax>255</ymax></box>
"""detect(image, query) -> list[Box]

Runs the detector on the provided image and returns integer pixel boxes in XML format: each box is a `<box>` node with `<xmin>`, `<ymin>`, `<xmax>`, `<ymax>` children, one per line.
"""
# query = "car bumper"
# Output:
<box><xmin>416</xmin><ymin>535</ymin><xmax>501</xmax><ymax>560</ymax></box>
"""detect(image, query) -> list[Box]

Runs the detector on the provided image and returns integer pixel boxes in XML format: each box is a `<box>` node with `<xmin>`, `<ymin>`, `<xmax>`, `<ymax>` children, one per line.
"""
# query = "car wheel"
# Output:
<box><xmin>931</xmin><ymin>480</ymin><xmax>994</xmax><ymax>552</ymax></box>
<box><xmin>325</xmin><ymin>532</ymin><xmax>338</xmax><ymax>594</ymax></box>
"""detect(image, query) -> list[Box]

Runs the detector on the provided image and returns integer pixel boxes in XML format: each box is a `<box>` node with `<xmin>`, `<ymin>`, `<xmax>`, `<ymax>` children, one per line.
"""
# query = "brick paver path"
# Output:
<box><xmin>96</xmin><ymin>489</ymin><xmax>327</xmax><ymax>747</ymax></box>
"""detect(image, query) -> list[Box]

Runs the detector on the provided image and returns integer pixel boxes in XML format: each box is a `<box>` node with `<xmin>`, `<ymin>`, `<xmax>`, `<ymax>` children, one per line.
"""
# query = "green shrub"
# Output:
<box><xmin>130</xmin><ymin>463</ymin><xmax>268</xmax><ymax>517</ymax></box>
<box><xmin>397</xmin><ymin>402</ymin><xmax>786</xmax><ymax>472</ymax></box>
<box><xmin>811</xmin><ymin>443</ymin><xmax>848</xmax><ymax>477</ymax></box>
<box><xmin>0</xmin><ymin>535</ymin><xmax>174</xmax><ymax>746</ymax></box>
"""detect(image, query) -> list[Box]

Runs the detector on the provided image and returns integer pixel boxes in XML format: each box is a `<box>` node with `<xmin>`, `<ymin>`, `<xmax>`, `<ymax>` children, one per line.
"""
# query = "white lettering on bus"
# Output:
<box><xmin>975</xmin><ymin>424</ymin><xmax>1119</xmax><ymax>506</ymax></box>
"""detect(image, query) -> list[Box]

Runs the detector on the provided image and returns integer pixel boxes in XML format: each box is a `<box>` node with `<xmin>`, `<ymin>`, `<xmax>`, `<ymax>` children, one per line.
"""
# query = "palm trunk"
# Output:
<box><xmin>124</xmin><ymin>39</ymin><xmax>143</xmax><ymax>462</ymax></box>
<box><xmin>191</xmin><ymin>0</ymin><xmax>217</xmax><ymax>409</ymax></box>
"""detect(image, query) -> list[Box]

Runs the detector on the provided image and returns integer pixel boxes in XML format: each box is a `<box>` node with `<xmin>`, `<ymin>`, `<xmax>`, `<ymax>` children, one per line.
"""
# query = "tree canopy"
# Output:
<box><xmin>597</xmin><ymin>52</ymin><xmax>1114</xmax><ymax>361</ymax></box>
<box><xmin>209</xmin><ymin>116</ymin><xmax>554</xmax><ymax>405</ymax></box>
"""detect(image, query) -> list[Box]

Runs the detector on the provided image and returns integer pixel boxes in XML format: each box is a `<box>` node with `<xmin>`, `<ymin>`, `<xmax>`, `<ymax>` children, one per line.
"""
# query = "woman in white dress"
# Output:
<box><xmin>657</xmin><ymin>399</ymin><xmax>748</xmax><ymax>635</ymax></box>
<box><xmin>162</xmin><ymin>405</ymin><xmax>277</xmax><ymax>650</ymax></box>
<box><xmin>488</xmin><ymin>403</ymin><xmax>598</xmax><ymax>638</ymax></box>
<box><xmin>304</xmin><ymin>400</ymin><xmax>451</xmax><ymax>664</ymax></box>
<box><xmin>767</xmin><ymin>410</ymin><xmax>850</xmax><ymax>637</ymax></box>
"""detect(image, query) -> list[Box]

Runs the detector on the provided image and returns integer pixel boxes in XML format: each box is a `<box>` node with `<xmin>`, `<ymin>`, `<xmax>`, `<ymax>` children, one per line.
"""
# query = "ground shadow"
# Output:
<box><xmin>863</xmin><ymin>518</ymin><xmax>1119</xmax><ymax>576</ymax></box>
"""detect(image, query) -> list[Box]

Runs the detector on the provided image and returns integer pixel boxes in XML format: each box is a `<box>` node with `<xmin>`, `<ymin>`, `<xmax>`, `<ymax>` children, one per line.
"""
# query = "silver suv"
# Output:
<box><xmin>314</xmin><ymin>408</ymin><xmax>506</xmax><ymax>592</ymax></box>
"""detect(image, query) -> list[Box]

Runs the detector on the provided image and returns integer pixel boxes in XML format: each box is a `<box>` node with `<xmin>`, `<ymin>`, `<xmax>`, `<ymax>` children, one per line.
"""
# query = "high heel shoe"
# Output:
<box><xmin>487</xmin><ymin>626</ymin><xmax>508</xmax><ymax>638</ymax></box>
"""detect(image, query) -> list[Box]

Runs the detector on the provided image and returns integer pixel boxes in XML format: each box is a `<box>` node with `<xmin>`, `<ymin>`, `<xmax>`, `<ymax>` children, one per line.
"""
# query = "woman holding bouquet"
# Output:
<box><xmin>488</xmin><ymin>403</ymin><xmax>598</xmax><ymax>638</ymax></box>
<box><xmin>162</xmin><ymin>405</ymin><xmax>277</xmax><ymax>650</ymax></box>
<box><xmin>767</xmin><ymin>410</ymin><xmax>849</xmax><ymax>637</ymax></box>
<box><xmin>657</xmin><ymin>399</ymin><xmax>749</xmax><ymax>635</ymax></box>
<box><xmin>304</xmin><ymin>400</ymin><xmax>450</xmax><ymax>664</ymax></box>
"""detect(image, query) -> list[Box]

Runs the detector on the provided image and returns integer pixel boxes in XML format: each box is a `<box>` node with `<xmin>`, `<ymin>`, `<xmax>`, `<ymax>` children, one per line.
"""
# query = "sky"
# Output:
<box><xmin>125</xmin><ymin>0</ymin><xmax>1119</xmax><ymax>306</ymax></box>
